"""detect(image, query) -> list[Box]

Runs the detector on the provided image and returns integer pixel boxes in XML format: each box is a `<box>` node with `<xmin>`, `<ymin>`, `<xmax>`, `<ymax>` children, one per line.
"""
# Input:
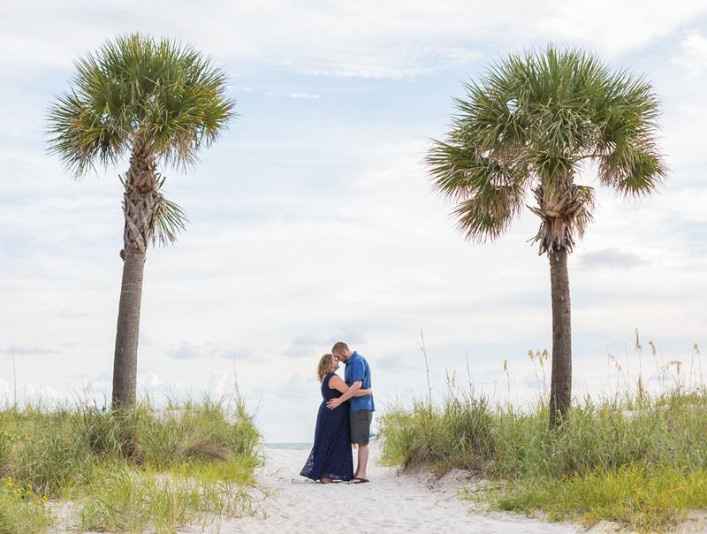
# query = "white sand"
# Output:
<box><xmin>49</xmin><ymin>444</ymin><xmax>707</xmax><ymax>533</ymax></box>
<box><xmin>206</xmin><ymin>444</ymin><xmax>583</xmax><ymax>534</ymax></box>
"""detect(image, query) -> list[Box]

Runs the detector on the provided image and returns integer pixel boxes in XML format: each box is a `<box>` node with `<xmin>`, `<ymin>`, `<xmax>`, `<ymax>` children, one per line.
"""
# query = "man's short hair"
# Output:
<box><xmin>331</xmin><ymin>341</ymin><xmax>349</xmax><ymax>355</ymax></box>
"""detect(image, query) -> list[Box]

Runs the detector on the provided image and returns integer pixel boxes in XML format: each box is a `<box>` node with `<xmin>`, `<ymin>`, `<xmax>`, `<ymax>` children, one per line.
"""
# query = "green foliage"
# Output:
<box><xmin>380</xmin><ymin>389</ymin><xmax>707</xmax><ymax>531</ymax></box>
<box><xmin>0</xmin><ymin>430</ymin><xmax>10</xmax><ymax>477</ymax></box>
<box><xmin>1</xmin><ymin>400</ymin><xmax>259</xmax><ymax>493</ymax></box>
<box><xmin>5</xmin><ymin>407</ymin><xmax>96</xmax><ymax>496</ymax></box>
<box><xmin>381</xmin><ymin>396</ymin><xmax>495</xmax><ymax>474</ymax></box>
<box><xmin>381</xmin><ymin>389</ymin><xmax>707</xmax><ymax>478</ymax></box>
<box><xmin>0</xmin><ymin>477</ymin><xmax>53</xmax><ymax>534</ymax></box>
<box><xmin>0</xmin><ymin>399</ymin><xmax>260</xmax><ymax>530</ymax></box>
<box><xmin>427</xmin><ymin>47</ymin><xmax>665</xmax><ymax>246</ymax></box>
<box><xmin>171</xmin><ymin>455</ymin><xmax>259</xmax><ymax>486</ymax></box>
<box><xmin>79</xmin><ymin>465</ymin><xmax>252</xmax><ymax>533</ymax></box>
<box><xmin>495</xmin><ymin>466</ymin><xmax>707</xmax><ymax>533</ymax></box>
<box><xmin>134</xmin><ymin>400</ymin><xmax>260</xmax><ymax>469</ymax></box>
<box><xmin>47</xmin><ymin>33</ymin><xmax>234</xmax><ymax>176</ymax></box>
<box><xmin>151</xmin><ymin>185</ymin><xmax>188</xmax><ymax>247</ymax></box>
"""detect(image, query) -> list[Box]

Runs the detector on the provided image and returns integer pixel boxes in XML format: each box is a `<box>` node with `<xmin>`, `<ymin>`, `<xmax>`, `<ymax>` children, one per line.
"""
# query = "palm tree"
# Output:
<box><xmin>427</xmin><ymin>48</ymin><xmax>664</xmax><ymax>427</ymax></box>
<box><xmin>48</xmin><ymin>34</ymin><xmax>234</xmax><ymax>411</ymax></box>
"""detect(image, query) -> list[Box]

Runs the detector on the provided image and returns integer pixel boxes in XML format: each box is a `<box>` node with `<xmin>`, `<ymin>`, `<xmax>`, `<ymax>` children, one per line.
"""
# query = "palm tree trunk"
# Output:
<box><xmin>111</xmin><ymin>145</ymin><xmax>156</xmax><ymax>411</ymax></box>
<box><xmin>548</xmin><ymin>247</ymin><xmax>572</xmax><ymax>428</ymax></box>
<box><xmin>112</xmin><ymin>247</ymin><xmax>145</xmax><ymax>410</ymax></box>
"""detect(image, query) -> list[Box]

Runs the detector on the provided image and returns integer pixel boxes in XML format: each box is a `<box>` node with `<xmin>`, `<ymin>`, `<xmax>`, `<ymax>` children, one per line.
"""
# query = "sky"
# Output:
<box><xmin>1</xmin><ymin>1</ymin><xmax>706</xmax><ymax>442</ymax></box>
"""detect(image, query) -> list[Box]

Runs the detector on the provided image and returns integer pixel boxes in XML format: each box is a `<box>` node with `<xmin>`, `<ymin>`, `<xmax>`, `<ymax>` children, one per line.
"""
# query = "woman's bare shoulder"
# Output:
<box><xmin>328</xmin><ymin>373</ymin><xmax>345</xmax><ymax>386</ymax></box>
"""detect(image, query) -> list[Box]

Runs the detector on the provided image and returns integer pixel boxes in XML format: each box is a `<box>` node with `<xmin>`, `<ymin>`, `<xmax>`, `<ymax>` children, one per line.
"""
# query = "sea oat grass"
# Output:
<box><xmin>79</xmin><ymin>466</ymin><xmax>252</xmax><ymax>533</ymax></box>
<box><xmin>0</xmin><ymin>398</ymin><xmax>260</xmax><ymax>530</ymax></box>
<box><xmin>495</xmin><ymin>465</ymin><xmax>707</xmax><ymax>532</ymax></box>
<box><xmin>380</xmin><ymin>388</ymin><xmax>707</xmax><ymax>531</ymax></box>
<box><xmin>5</xmin><ymin>406</ymin><xmax>97</xmax><ymax>496</ymax></box>
<box><xmin>170</xmin><ymin>455</ymin><xmax>259</xmax><ymax>485</ymax></box>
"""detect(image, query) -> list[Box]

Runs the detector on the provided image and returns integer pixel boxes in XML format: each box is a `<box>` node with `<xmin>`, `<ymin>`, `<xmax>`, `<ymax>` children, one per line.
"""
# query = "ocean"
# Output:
<box><xmin>264</xmin><ymin>442</ymin><xmax>312</xmax><ymax>450</ymax></box>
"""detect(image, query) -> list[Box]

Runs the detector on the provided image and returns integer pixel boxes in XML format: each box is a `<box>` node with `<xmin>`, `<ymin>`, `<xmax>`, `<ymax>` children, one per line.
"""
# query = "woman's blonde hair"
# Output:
<box><xmin>317</xmin><ymin>353</ymin><xmax>335</xmax><ymax>382</ymax></box>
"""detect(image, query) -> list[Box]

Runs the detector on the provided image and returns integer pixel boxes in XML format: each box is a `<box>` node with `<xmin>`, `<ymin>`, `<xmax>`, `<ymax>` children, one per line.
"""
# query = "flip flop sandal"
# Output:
<box><xmin>352</xmin><ymin>477</ymin><xmax>370</xmax><ymax>484</ymax></box>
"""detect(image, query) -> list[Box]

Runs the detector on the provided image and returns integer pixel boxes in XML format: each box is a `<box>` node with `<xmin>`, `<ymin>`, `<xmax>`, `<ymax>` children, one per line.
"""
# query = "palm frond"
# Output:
<box><xmin>151</xmin><ymin>195</ymin><xmax>188</xmax><ymax>247</ymax></box>
<box><xmin>453</xmin><ymin>184</ymin><xmax>525</xmax><ymax>242</ymax></box>
<box><xmin>427</xmin><ymin>139</ymin><xmax>528</xmax><ymax>241</ymax></box>
<box><xmin>594</xmin><ymin>77</ymin><xmax>666</xmax><ymax>196</ymax></box>
<box><xmin>47</xmin><ymin>33</ymin><xmax>235</xmax><ymax>175</ymax></box>
<box><xmin>47</xmin><ymin>90</ymin><xmax>128</xmax><ymax>176</ymax></box>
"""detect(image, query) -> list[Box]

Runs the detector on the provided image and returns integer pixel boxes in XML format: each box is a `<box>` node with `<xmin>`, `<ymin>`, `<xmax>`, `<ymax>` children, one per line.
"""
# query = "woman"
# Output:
<box><xmin>300</xmin><ymin>353</ymin><xmax>372</xmax><ymax>483</ymax></box>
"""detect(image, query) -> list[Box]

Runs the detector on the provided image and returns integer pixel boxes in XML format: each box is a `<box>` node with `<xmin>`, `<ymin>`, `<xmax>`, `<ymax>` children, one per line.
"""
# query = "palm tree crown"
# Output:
<box><xmin>48</xmin><ymin>33</ymin><xmax>234</xmax><ymax>248</ymax></box>
<box><xmin>427</xmin><ymin>47</ymin><xmax>665</xmax><ymax>254</ymax></box>
<box><xmin>49</xmin><ymin>33</ymin><xmax>233</xmax><ymax>174</ymax></box>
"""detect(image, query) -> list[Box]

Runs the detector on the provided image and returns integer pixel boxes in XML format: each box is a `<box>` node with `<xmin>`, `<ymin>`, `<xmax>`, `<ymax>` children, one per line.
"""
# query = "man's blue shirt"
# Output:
<box><xmin>345</xmin><ymin>351</ymin><xmax>375</xmax><ymax>413</ymax></box>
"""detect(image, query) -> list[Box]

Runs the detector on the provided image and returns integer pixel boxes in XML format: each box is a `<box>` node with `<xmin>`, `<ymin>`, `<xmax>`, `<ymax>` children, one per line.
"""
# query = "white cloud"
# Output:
<box><xmin>0</xmin><ymin>346</ymin><xmax>60</xmax><ymax>356</ymax></box>
<box><xmin>169</xmin><ymin>342</ymin><xmax>205</xmax><ymax>360</ymax></box>
<box><xmin>288</xmin><ymin>92</ymin><xmax>321</xmax><ymax>100</ymax></box>
<box><xmin>675</xmin><ymin>31</ymin><xmax>707</xmax><ymax>76</ymax></box>
<box><xmin>578</xmin><ymin>249</ymin><xmax>648</xmax><ymax>270</ymax></box>
<box><xmin>168</xmin><ymin>342</ymin><xmax>254</xmax><ymax>361</ymax></box>
<box><xmin>537</xmin><ymin>0</ymin><xmax>707</xmax><ymax>55</ymax></box>
<box><xmin>3</xmin><ymin>1</ymin><xmax>707</xmax><ymax>79</ymax></box>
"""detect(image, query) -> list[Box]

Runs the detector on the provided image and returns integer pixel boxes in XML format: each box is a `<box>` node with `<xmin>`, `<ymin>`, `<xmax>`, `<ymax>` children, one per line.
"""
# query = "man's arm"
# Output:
<box><xmin>327</xmin><ymin>358</ymin><xmax>367</xmax><ymax>409</ymax></box>
<box><xmin>328</xmin><ymin>375</ymin><xmax>371</xmax><ymax>397</ymax></box>
<box><xmin>326</xmin><ymin>380</ymin><xmax>362</xmax><ymax>409</ymax></box>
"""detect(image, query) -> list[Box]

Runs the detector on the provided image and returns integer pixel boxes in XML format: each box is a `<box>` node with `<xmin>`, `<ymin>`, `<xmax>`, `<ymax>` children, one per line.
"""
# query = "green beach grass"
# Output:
<box><xmin>0</xmin><ymin>476</ymin><xmax>52</xmax><ymax>534</ymax></box>
<box><xmin>0</xmin><ymin>398</ymin><xmax>260</xmax><ymax>533</ymax></box>
<box><xmin>380</xmin><ymin>386</ymin><xmax>707</xmax><ymax>532</ymax></box>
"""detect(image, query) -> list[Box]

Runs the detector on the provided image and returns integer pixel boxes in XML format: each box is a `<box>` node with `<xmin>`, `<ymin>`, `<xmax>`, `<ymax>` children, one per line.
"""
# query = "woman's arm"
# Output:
<box><xmin>328</xmin><ymin>374</ymin><xmax>349</xmax><ymax>394</ymax></box>
<box><xmin>328</xmin><ymin>375</ymin><xmax>372</xmax><ymax>396</ymax></box>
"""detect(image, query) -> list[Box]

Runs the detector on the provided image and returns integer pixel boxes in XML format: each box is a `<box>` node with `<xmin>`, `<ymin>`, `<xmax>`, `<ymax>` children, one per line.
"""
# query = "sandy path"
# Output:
<box><xmin>206</xmin><ymin>445</ymin><xmax>581</xmax><ymax>534</ymax></box>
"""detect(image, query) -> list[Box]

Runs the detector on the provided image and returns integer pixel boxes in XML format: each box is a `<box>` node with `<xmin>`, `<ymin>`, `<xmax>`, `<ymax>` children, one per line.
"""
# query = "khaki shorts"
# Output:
<box><xmin>350</xmin><ymin>410</ymin><xmax>373</xmax><ymax>445</ymax></box>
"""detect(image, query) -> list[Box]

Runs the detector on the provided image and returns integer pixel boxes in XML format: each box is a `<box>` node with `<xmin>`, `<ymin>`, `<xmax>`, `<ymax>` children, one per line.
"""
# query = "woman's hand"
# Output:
<box><xmin>327</xmin><ymin>397</ymin><xmax>344</xmax><ymax>409</ymax></box>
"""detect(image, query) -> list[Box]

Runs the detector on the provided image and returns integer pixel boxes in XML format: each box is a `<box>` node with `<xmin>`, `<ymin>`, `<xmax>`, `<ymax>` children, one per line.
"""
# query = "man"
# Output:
<box><xmin>327</xmin><ymin>341</ymin><xmax>374</xmax><ymax>483</ymax></box>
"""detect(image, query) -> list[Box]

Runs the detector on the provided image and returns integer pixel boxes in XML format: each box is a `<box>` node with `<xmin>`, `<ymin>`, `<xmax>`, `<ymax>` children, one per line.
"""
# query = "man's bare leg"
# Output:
<box><xmin>355</xmin><ymin>444</ymin><xmax>369</xmax><ymax>479</ymax></box>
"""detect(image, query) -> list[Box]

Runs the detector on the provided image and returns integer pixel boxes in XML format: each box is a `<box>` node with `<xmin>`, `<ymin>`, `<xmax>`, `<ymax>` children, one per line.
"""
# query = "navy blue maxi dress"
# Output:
<box><xmin>300</xmin><ymin>372</ymin><xmax>354</xmax><ymax>481</ymax></box>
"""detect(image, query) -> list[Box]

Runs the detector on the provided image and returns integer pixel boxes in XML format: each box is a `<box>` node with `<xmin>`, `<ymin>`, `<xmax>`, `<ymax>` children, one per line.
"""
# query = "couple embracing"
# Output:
<box><xmin>300</xmin><ymin>341</ymin><xmax>374</xmax><ymax>484</ymax></box>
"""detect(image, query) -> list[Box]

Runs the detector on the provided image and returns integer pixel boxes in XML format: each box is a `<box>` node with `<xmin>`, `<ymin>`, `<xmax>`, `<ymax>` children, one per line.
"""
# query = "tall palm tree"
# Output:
<box><xmin>48</xmin><ymin>34</ymin><xmax>234</xmax><ymax>410</ymax></box>
<box><xmin>427</xmin><ymin>48</ymin><xmax>664</xmax><ymax>427</ymax></box>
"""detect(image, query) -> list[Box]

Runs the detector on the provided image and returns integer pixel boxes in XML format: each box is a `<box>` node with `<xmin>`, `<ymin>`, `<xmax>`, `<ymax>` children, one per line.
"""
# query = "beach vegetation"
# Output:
<box><xmin>0</xmin><ymin>398</ymin><xmax>259</xmax><ymax>532</ymax></box>
<box><xmin>381</xmin><ymin>374</ymin><xmax>707</xmax><ymax>532</ymax></box>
